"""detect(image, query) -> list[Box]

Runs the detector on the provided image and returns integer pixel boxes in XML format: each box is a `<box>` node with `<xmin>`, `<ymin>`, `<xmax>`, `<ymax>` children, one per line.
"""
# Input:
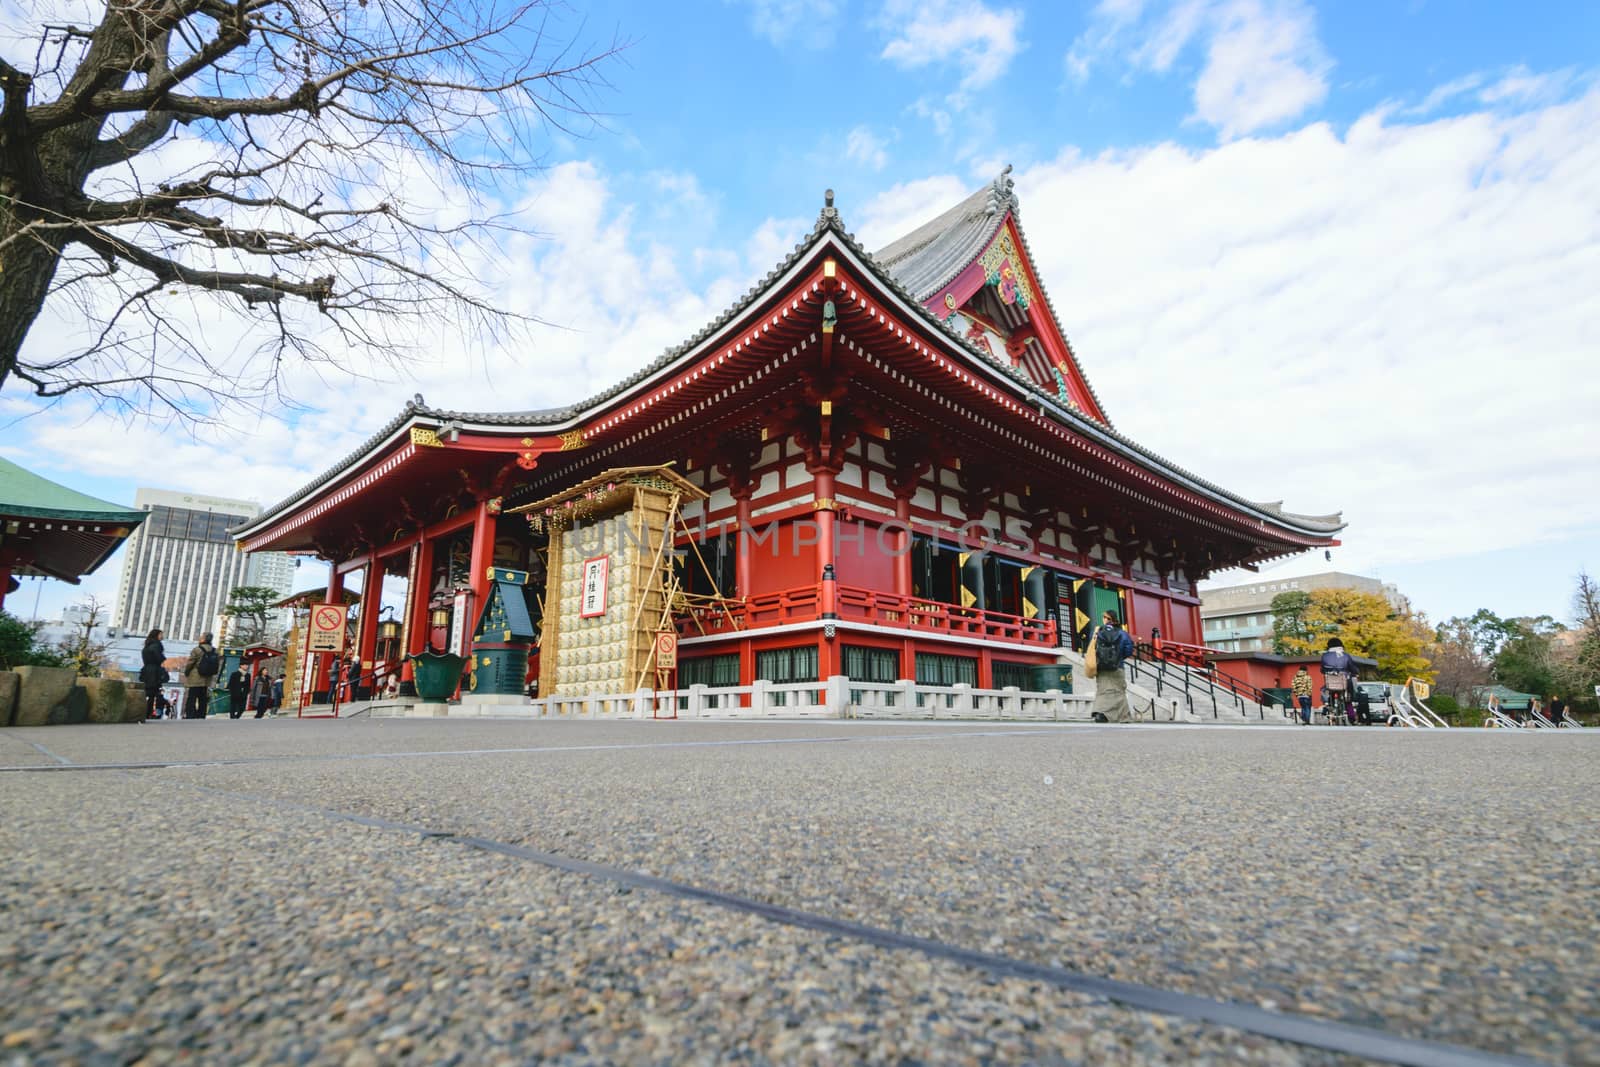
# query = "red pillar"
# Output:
<box><xmin>815</xmin><ymin>470</ymin><xmax>838</xmax><ymax>683</ymax></box>
<box><xmin>406</xmin><ymin>537</ymin><xmax>434</xmax><ymax>656</ymax></box>
<box><xmin>464</xmin><ymin>497</ymin><xmax>497</xmax><ymax>649</ymax></box>
<box><xmin>893</xmin><ymin>493</ymin><xmax>913</xmax><ymax>598</ymax></box>
<box><xmin>815</xmin><ymin>470</ymin><xmax>837</xmax><ymax>616</ymax></box>
<box><xmin>0</xmin><ymin>560</ymin><xmax>12</xmax><ymax>613</ymax></box>
<box><xmin>733</xmin><ymin>489</ymin><xmax>754</xmax><ymax>598</ymax></box>
<box><xmin>357</xmin><ymin>554</ymin><xmax>382</xmax><ymax>687</ymax></box>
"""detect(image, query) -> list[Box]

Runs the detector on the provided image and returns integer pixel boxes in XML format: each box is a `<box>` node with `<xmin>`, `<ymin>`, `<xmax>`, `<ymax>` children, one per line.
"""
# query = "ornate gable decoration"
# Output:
<box><xmin>978</xmin><ymin>228</ymin><xmax>1032</xmax><ymax>310</ymax></box>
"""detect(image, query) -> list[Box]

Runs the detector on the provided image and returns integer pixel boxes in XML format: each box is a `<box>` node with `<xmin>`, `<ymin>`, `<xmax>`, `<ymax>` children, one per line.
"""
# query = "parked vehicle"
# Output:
<box><xmin>1355</xmin><ymin>681</ymin><xmax>1393</xmax><ymax>724</ymax></box>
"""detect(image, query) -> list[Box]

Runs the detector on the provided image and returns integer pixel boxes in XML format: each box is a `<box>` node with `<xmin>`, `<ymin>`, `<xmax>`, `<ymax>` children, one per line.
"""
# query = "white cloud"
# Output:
<box><xmin>1477</xmin><ymin>65</ymin><xmax>1582</xmax><ymax>106</ymax></box>
<box><xmin>1402</xmin><ymin>73</ymin><xmax>1485</xmax><ymax>116</ymax></box>
<box><xmin>745</xmin><ymin>216</ymin><xmax>808</xmax><ymax>274</ymax></box>
<box><xmin>1012</xmin><ymin>83</ymin><xmax>1600</xmax><ymax>573</ymax></box>
<box><xmin>845</xmin><ymin>126</ymin><xmax>892</xmax><ymax>171</ymax></box>
<box><xmin>878</xmin><ymin>0</ymin><xmax>1025</xmax><ymax>92</ymax></box>
<box><xmin>1191</xmin><ymin>0</ymin><xmax>1330</xmax><ymax>137</ymax></box>
<box><xmin>1068</xmin><ymin>0</ymin><xmax>1331</xmax><ymax>139</ymax></box>
<box><xmin>729</xmin><ymin>0</ymin><xmax>841</xmax><ymax>47</ymax></box>
<box><xmin>853</xmin><ymin>175</ymin><xmax>974</xmax><ymax>250</ymax></box>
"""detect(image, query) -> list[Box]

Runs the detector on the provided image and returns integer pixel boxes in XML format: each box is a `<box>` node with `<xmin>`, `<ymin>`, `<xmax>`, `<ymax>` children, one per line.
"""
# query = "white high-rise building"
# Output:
<box><xmin>112</xmin><ymin>489</ymin><xmax>296</xmax><ymax>642</ymax></box>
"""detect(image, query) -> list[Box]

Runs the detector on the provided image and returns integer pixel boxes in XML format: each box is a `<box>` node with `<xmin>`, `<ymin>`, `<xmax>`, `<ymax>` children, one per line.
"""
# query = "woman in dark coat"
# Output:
<box><xmin>138</xmin><ymin>629</ymin><xmax>167</xmax><ymax>718</ymax></box>
<box><xmin>250</xmin><ymin>671</ymin><xmax>274</xmax><ymax>718</ymax></box>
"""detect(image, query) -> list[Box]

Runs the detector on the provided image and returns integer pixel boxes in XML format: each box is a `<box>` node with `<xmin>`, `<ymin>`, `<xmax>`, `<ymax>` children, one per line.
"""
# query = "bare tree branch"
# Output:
<box><xmin>1</xmin><ymin>0</ymin><xmax>627</xmax><ymax>419</ymax></box>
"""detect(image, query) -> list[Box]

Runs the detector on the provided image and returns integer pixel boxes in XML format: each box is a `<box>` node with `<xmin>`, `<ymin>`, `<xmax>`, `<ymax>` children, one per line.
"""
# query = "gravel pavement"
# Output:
<box><xmin>3</xmin><ymin>718</ymin><xmax>1595</xmax><ymax>1065</ymax></box>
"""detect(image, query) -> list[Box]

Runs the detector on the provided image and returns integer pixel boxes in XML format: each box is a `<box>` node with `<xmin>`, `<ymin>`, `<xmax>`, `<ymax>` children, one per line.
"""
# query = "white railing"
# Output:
<box><xmin>485</xmin><ymin>677</ymin><xmax>1093</xmax><ymax>722</ymax></box>
<box><xmin>847</xmin><ymin>681</ymin><xmax>1092</xmax><ymax>721</ymax></box>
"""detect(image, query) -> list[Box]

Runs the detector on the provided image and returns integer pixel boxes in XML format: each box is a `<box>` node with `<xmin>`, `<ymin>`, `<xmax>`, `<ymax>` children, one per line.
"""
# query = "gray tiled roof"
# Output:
<box><xmin>237</xmin><ymin>182</ymin><xmax>1342</xmax><ymax>541</ymax></box>
<box><xmin>873</xmin><ymin>179</ymin><xmax>1005</xmax><ymax>301</ymax></box>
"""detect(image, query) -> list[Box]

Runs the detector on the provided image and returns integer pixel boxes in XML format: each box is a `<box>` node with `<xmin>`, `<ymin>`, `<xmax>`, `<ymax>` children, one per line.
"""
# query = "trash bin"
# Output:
<box><xmin>408</xmin><ymin>651</ymin><xmax>467</xmax><ymax>702</ymax></box>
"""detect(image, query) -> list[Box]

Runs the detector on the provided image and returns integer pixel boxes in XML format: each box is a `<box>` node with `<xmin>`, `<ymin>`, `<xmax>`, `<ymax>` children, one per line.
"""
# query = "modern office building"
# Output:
<box><xmin>1199</xmin><ymin>571</ymin><xmax>1410</xmax><ymax>652</ymax></box>
<box><xmin>112</xmin><ymin>489</ymin><xmax>295</xmax><ymax>641</ymax></box>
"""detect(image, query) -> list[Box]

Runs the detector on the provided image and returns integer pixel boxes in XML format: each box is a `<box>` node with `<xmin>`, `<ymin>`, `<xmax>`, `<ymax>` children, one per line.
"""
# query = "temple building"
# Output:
<box><xmin>233</xmin><ymin>170</ymin><xmax>1342</xmax><ymax>703</ymax></box>
<box><xmin>0</xmin><ymin>457</ymin><xmax>144</xmax><ymax>611</ymax></box>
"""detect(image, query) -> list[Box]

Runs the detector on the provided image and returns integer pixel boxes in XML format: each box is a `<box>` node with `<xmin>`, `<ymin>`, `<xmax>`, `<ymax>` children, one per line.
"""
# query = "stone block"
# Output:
<box><xmin>13</xmin><ymin>666</ymin><xmax>78</xmax><ymax>727</ymax></box>
<box><xmin>123</xmin><ymin>683</ymin><xmax>149</xmax><ymax>722</ymax></box>
<box><xmin>0</xmin><ymin>672</ymin><xmax>18</xmax><ymax>727</ymax></box>
<box><xmin>78</xmin><ymin>678</ymin><xmax>128</xmax><ymax>724</ymax></box>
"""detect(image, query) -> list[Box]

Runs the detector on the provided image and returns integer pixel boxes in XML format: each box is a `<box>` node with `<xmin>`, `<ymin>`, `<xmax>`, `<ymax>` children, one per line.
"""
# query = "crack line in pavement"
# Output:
<box><xmin>0</xmin><ymin>727</ymin><xmax>1088</xmax><ymax>773</ymax></box>
<box><xmin>148</xmin><ymin>774</ymin><xmax>1532</xmax><ymax>1067</ymax></box>
<box><xmin>0</xmin><ymin>730</ymin><xmax>74</xmax><ymax>765</ymax></box>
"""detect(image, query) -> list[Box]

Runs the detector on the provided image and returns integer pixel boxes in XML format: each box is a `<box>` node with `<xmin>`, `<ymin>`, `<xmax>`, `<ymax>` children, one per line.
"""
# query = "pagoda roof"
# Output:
<box><xmin>0</xmin><ymin>456</ymin><xmax>145</xmax><ymax>582</ymax></box>
<box><xmin>236</xmin><ymin>177</ymin><xmax>1343</xmax><ymax>547</ymax></box>
<box><xmin>273</xmin><ymin>587</ymin><xmax>360</xmax><ymax>609</ymax></box>
<box><xmin>0</xmin><ymin>457</ymin><xmax>146</xmax><ymax>524</ymax></box>
<box><xmin>871</xmin><ymin>166</ymin><xmax>1109</xmax><ymax>424</ymax></box>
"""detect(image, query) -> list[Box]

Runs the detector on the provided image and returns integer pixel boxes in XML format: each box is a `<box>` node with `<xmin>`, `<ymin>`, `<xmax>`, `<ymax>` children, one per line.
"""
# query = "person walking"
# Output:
<box><xmin>1291</xmin><ymin>666</ymin><xmax>1314</xmax><ymax>725</ymax></box>
<box><xmin>271</xmin><ymin>674</ymin><xmax>284</xmax><ymax>714</ymax></box>
<box><xmin>181</xmin><ymin>632</ymin><xmax>220</xmax><ymax>719</ymax></box>
<box><xmin>250</xmin><ymin>670</ymin><xmax>274</xmax><ymax>719</ymax></box>
<box><xmin>1549</xmin><ymin>694</ymin><xmax>1567</xmax><ymax>726</ymax></box>
<box><xmin>1089</xmin><ymin>610</ymin><xmax>1137</xmax><ymax>723</ymax></box>
<box><xmin>138</xmin><ymin>629</ymin><xmax>168</xmax><ymax>719</ymax></box>
<box><xmin>226</xmin><ymin>662</ymin><xmax>249</xmax><ymax>719</ymax></box>
<box><xmin>1354</xmin><ymin>685</ymin><xmax>1373</xmax><ymax>725</ymax></box>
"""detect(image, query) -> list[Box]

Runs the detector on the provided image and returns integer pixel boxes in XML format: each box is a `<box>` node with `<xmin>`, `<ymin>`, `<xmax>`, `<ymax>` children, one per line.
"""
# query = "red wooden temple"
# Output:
<box><xmin>234</xmin><ymin>170</ymin><xmax>1342</xmax><ymax>699</ymax></box>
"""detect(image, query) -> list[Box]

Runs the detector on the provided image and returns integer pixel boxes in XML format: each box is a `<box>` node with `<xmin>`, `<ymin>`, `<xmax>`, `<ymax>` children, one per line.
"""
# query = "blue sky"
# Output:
<box><xmin>3</xmin><ymin>0</ymin><xmax>1597</xmax><ymax>629</ymax></box>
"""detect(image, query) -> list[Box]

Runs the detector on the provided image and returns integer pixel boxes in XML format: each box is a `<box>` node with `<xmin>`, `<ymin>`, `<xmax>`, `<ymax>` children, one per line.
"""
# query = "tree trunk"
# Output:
<box><xmin>0</xmin><ymin>214</ymin><xmax>69</xmax><ymax>390</ymax></box>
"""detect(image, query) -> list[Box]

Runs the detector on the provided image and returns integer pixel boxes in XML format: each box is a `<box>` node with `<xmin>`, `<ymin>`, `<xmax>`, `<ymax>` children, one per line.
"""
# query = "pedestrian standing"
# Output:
<box><xmin>1089</xmin><ymin>610</ymin><xmax>1136</xmax><ymax>723</ymax></box>
<box><xmin>271</xmin><ymin>675</ymin><xmax>284</xmax><ymax>713</ymax></box>
<box><xmin>1291</xmin><ymin>666</ymin><xmax>1313</xmax><ymax>725</ymax></box>
<box><xmin>1549</xmin><ymin>694</ymin><xmax>1567</xmax><ymax>726</ymax></box>
<box><xmin>181</xmin><ymin>632</ymin><xmax>220</xmax><ymax>719</ymax></box>
<box><xmin>226</xmin><ymin>663</ymin><xmax>249</xmax><ymax>719</ymax></box>
<box><xmin>250</xmin><ymin>671</ymin><xmax>274</xmax><ymax>719</ymax></box>
<box><xmin>139</xmin><ymin>629</ymin><xmax>168</xmax><ymax>719</ymax></box>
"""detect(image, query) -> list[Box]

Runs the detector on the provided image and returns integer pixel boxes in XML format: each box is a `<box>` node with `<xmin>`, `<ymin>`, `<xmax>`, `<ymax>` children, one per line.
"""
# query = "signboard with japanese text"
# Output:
<box><xmin>580</xmin><ymin>555</ymin><xmax>609</xmax><ymax>618</ymax></box>
<box><xmin>307</xmin><ymin>604</ymin><xmax>347</xmax><ymax>654</ymax></box>
<box><xmin>450</xmin><ymin>591</ymin><xmax>472</xmax><ymax>655</ymax></box>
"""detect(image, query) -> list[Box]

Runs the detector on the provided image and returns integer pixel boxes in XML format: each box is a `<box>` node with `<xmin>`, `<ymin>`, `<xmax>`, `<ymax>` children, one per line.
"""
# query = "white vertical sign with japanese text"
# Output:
<box><xmin>580</xmin><ymin>555</ymin><xmax>610</xmax><ymax>618</ymax></box>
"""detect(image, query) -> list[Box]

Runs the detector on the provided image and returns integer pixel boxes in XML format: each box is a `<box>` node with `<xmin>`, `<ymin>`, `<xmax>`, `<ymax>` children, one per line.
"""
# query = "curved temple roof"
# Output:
<box><xmin>236</xmin><ymin>174</ymin><xmax>1342</xmax><ymax>545</ymax></box>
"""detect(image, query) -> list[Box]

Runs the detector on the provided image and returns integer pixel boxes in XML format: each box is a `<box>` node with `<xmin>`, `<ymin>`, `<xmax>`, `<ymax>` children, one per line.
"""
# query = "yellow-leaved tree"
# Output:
<box><xmin>1277</xmin><ymin>589</ymin><xmax>1435</xmax><ymax>683</ymax></box>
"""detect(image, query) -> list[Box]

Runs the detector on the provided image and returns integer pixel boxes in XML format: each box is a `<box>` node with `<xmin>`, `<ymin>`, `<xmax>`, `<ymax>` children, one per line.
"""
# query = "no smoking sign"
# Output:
<box><xmin>654</xmin><ymin>631</ymin><xmax>677</xmax><ymax>669</ymax></box>
<box><xmin>308</xmin><ymin>603</ymin><xmax>347</xmax><ymax>653</ymax></box>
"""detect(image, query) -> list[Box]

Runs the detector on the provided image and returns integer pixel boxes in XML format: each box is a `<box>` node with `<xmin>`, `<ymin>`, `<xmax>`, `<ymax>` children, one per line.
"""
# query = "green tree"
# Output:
<box><xmin>221</xmin><ymin>586</ymin><xmax>281</xmax><ymax>645</ymax></box>
<box><xmin>1277</xmin><ymin>588</ymin><xmax>1434</xmax><ymax>683</ymax></box>
<box><xmin>1269</xmin><ymin>590</ymin><xmax>1312</xmax><ymax>653</ymax></box>
<box><xmin>1491</xmin><ymin>615</ymin><xmax>1564</xmax><ymax>697</ymax></box>
<box><xmin>0</xmin><ymin>611</ymin><xmax>66</xmax><ymax>670</ymax></box>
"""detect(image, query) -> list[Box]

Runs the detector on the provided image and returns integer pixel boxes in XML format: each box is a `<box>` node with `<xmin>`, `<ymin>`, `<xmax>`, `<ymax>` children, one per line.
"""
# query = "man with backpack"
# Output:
<box><xmin>181</xmin><ymin>632</ymin><xmax>221</xmax><ymax>719</ymax></box>
<box><xmin>1090</xmin><ymin>610</ymin><xmax>1137</xmax><ymax>723</ymax></box>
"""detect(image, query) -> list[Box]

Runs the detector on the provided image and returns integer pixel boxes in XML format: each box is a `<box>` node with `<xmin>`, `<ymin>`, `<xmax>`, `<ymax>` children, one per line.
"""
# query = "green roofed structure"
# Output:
<box><xmin>0</xmin><ymin>457</ymin><xmax>145</xmax><ymax>609</ymax></box>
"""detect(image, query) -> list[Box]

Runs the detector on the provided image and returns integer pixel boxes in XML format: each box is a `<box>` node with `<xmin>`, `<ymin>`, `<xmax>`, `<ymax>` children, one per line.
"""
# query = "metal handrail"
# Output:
<box><xmin>1141</xmin><ymin>640</ymin><xmax>1277</xmax><ymax>713</ymax></box>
